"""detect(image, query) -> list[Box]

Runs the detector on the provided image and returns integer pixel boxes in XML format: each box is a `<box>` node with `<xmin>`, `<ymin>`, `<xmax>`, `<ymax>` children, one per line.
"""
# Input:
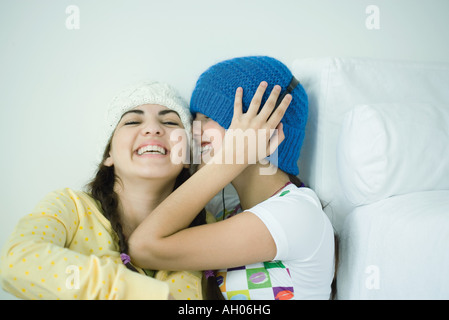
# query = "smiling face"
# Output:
<box><xmin>104</xmin><ymin>104</ymin><xmax>189</xmax><ymax>184</ymax></box>
<box><xmin>193</xmin><ymin>113</ymin><xmax>226</xmax><ymax>169</ymax></box>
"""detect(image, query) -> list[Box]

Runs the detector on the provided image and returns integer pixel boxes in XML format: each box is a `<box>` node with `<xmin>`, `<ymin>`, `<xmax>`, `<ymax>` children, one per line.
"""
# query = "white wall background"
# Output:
<box><xmin>1</xmin><ymin>0</ymin><xmax>448</xmax><ymax>299</ymax></box>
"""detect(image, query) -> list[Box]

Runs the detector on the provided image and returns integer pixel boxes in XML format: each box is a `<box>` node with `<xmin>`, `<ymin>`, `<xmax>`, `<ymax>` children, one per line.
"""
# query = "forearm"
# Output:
<box><xmin>128</xmin><ymin>161</ymin><xmax>245</xmax><ymax>267</ymax></box>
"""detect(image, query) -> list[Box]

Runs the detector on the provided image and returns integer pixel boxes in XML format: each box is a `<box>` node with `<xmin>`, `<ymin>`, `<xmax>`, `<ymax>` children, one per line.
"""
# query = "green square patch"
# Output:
<box><xmin>246</xmin><ymin>268</ymin><xmax>272</xmax><ymax>289</ymax></box>
<box><xmin>264</xmin><ymin>261</ymin><xmax>286</xmax><ymax>269</ymax></box>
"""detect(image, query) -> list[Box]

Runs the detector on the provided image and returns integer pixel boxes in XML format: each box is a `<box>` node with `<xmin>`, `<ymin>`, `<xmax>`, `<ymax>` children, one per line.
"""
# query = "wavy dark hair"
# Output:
<box><xmin>86</xmin><ymin>135</ymin><xmax>210</xmax><ymax>292</ymax></box>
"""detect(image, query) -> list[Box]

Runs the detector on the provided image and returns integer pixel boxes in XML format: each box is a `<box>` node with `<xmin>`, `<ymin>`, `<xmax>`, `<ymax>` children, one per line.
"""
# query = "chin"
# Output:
<box><xmin>139</xmin><ymin>165</ymin><xmax>185</xmax><ymax>180</ymax></box>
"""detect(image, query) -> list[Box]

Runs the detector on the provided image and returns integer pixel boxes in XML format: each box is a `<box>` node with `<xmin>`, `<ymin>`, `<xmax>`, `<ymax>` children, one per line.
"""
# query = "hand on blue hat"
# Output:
<box><xmin>190</xmin><ymin>56</ymin><xmax>308</xmax><ymax>175</ymax></box>
<box><xmin>213</xmin><ymin>81</ymin><xmax>292</xmax><ymax>167</ymax></box>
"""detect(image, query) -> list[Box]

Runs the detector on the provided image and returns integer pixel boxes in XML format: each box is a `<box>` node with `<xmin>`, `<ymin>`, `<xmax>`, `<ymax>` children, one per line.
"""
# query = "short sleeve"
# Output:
<box><xmin>248</xmin><ymin>187</ymin><xmax>329</xmax><ymax>261</ymax></box>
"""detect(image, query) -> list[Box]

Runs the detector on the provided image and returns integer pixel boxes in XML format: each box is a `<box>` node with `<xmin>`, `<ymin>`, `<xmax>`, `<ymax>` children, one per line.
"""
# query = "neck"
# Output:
<box><xmin>114</xmin><ymin>177</ymin><xmax>176</xmax><ymax>239</ymax></box>
<box><xmin>231</xmin><ymin>163</ymin><xmax>290</xmax><ymax>211</ymax></box>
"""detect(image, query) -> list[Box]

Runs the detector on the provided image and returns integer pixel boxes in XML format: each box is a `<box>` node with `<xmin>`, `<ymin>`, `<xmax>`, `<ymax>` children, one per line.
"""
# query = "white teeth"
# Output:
<box><xmin>137</xmin><ymin>145</ymin><xmax>167</xmax><ymax>155</ymax></box>
<box><xmin>200</xmin><ymin>144</ymin><xmax>212</xmax><ymax>154</ymax></box>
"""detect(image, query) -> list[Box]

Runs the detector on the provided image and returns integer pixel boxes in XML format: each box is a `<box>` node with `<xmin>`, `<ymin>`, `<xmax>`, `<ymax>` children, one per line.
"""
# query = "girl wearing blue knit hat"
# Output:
<box><xmin>129</xmin><ymin>56</ymin><xmax>336</xmax><ymax>300</ymax></box>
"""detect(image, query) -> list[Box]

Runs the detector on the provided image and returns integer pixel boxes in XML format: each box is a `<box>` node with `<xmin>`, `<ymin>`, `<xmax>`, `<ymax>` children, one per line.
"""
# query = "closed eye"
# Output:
<box><xmin>162</xmin><ymin>121</ymin><xmax>181</xmax><ymax>126</ymax></box>
<box><xmin>124</xmin><ymin>120</ymin><xmax>141</xmax><ymax>126</ymax></box>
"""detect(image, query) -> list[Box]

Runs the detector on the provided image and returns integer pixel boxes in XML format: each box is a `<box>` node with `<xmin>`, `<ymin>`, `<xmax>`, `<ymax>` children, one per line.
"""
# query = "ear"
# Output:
<box><xmin>103</xmin><ymin>153</ymin><xmax>114</xmax><ymax>167</ymax></box>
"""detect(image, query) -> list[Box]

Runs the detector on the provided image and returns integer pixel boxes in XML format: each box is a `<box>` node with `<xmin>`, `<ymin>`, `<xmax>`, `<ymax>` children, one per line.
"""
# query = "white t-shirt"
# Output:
<box><xmin>208</xmin><ymin>184</ymin><xmax>335</xmax><ymax>300</ymax></box>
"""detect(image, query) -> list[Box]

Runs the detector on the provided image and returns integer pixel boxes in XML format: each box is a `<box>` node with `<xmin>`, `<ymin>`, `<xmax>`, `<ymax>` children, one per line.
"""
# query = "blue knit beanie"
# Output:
<box><xmin>190</xmin><ymin>56</ymin><xmax>308</xmax><ymax>176</ymax></box>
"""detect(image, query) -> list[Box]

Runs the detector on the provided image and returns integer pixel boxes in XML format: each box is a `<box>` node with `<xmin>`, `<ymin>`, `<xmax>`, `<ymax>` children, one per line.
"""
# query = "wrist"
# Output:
<box><xmin>201</xmin><ymin>160</ymin><xmax>247</xmax><ymax>184</ymax></box>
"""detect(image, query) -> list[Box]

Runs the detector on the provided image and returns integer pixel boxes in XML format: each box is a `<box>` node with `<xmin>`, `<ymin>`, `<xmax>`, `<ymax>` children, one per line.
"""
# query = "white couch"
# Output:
<box><xmin>292</xmin><ymin>57</ymin><xmax>449</xmax><ymax>299</ymax></box>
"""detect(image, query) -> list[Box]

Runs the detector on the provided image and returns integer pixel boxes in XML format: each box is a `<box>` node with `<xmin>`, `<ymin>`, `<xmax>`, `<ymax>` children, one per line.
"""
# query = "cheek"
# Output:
<box><xmin>111</xmin><ymin>129</ymin><xmax>133</xmax><ymax>149</ymax></box>
<box><xmin>168</xmin><ymin>128</ymin><xmax>190</xmax><ymax>164</ymax></box>
<box><xmin>202</xmin><ymin>121</ymin><xmax>225</xmax><ymax>139</ymax></box>
<box><xmin>168</xmin><ymin>128</ymin><xmax>189</xmax><ymax>147</ymax></box>
<box><xmin>208</xmin><ymin>128</ymin><xmax>225</xmax><ymax>142</ymax></box>
<box><xmin>109</xmin><ymin>133</ymin><xmax>132</xmax><ymax>161</ymax></box>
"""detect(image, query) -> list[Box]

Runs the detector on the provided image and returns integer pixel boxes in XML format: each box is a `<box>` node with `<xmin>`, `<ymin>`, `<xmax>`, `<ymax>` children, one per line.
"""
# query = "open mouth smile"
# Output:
<box><xmin>200</xmin><ymin>142</ymin><xmax>213</xmax><ymax>154</ymax></box>
<box><xmin>136</xmin><ymin>144</ymin><xmax>168</xmax><ymax>156</ymax></box>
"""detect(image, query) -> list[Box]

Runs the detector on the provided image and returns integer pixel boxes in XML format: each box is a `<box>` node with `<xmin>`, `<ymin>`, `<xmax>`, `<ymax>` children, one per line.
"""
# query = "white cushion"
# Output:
<box><xmin>337</xmin><ymin>190</ymin><xmax>449</xmax><ymax>299</ymax></box>
<box><xmin>337</xmin><ymin>102</ymin><xmax>449</xmax><ymax>206</ymax></box>
<box><xmin>292</xmin><ymin>57</ymin><xmax>449</xmax><ymax>232</ymax></box>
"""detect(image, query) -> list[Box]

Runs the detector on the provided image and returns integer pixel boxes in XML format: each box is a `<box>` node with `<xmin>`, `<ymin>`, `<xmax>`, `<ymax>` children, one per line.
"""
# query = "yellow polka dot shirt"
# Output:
<box><xmin>0</xmin><ymin>188</ymin><xmax>203</xmax><ymax>300</ymax></box>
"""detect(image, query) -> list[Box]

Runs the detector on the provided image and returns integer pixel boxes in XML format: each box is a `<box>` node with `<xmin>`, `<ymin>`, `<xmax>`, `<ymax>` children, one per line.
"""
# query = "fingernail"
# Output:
<box><xmin>260</xmin><ymin>81</ymin><xmax>268</xmax><ymax>87</ymax></box>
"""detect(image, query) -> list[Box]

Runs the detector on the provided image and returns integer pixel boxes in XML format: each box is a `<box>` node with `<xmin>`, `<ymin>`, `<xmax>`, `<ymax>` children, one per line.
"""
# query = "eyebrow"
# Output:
<box><xmin>120</xmin><ymin>109</ymin><xmax>180</xmax><ymax>120</ymax></box>
<box><xmin>120</xmin><ymin>109</ymin><xmax>144</xmax><ymax>119</ymax></box>
<box><xmin>159</xmin><ymin>109</ymin><xmax>180</xmax><ymax>117</ymax></box>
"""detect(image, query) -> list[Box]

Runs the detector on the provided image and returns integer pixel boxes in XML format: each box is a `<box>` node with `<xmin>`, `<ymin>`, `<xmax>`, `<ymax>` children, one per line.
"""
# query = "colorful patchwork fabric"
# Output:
<box><xmin>216</xmin><ymin>261</ymin><xmax>294</xmax><ymax>300</ymax></box>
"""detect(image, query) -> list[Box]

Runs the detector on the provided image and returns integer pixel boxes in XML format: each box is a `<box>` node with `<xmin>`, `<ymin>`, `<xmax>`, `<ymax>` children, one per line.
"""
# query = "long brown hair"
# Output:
<box><xmin>86</xmin><ymin>137</ymin><xmax>206</xmax><ymax>273</ymax></box>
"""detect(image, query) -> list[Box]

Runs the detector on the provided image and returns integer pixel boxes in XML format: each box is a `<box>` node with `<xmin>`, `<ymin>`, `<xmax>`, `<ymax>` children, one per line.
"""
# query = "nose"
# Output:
<box><xmin>141</xmin><ymin>120</ymin><xmax>164</xmax><ymax>136</ymax></box>
<box><xmin>192</xmin><ymin>119</ymin><xmax>203</xmax><ymax>141</ymax></box>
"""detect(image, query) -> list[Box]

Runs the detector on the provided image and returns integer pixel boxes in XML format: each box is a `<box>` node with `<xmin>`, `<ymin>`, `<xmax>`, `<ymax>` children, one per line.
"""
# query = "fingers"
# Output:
<box><xmin>246</xmin><ymin>81</ymin><xmax>268</xmax><ymax>116</ymax></box>
<box><xmin>233</xmin><ymin>87</ymin><xmax>243</xmax><ymax>117</ymax></box>
<box><xmin>233</xmin><ymin>81</ymin><xmax>292</xmax><ymax>132</ymax></box>
<box><xmin>268</xmin><ymin>122</ymin><xmax>285</xmax><ymax>155</ymax></box>
<box><xmin>267</xmin><ymin>93</ymin><xmax>291</xmax><ymax>129</ymax></box>
<box><xmin>224</xmin><ymin>83</ymin><xmax>291</xmax><ymax>167</ymax></box>
<box><xmin>247</xmin><ymin>82</ymin><xmax>291</xmax><ymax>126</ymax></box>
<box><xmin>257</xmin><ymin>84</ymin><xmax>282</xmax><ymax>120</ymax></box>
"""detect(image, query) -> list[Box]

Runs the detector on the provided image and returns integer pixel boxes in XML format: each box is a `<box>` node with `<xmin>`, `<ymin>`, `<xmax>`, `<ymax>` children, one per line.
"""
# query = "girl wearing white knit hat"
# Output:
<box><xmin>0</xmin><ymin>82</ymin><xmax>206</xmax><ymax>300</ymax></box>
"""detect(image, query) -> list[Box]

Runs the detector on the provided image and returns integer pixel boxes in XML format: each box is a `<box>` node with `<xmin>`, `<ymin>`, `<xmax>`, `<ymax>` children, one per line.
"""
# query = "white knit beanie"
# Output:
<box><xmin>104</xmin><ymin>81</ymin><xmax>192</xmax><ymax>150</ymax></box>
